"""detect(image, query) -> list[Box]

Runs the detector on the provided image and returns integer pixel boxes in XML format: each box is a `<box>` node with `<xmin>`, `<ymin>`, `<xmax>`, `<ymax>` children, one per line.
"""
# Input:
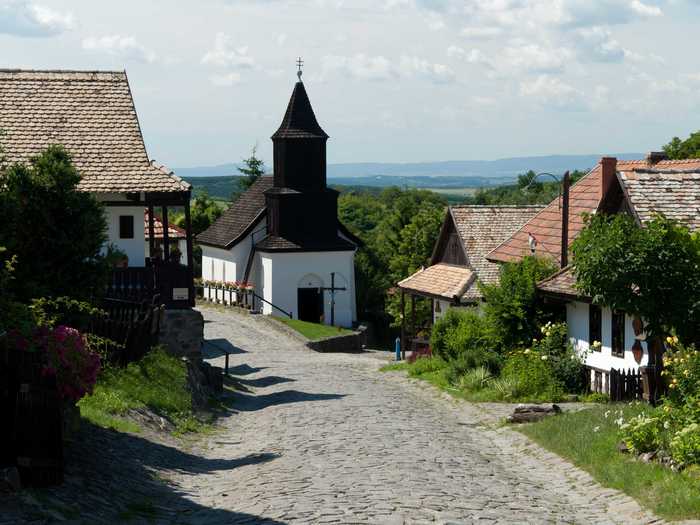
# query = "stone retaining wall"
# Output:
<box><xmin>306</xmin><ymin>329</ymin><xmax>366</xmax><ymax>353</ymax></box>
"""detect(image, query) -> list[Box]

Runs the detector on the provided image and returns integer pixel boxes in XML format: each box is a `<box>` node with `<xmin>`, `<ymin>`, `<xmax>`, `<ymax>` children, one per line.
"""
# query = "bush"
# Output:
<box><xmin>670</xmin><ymin>423</ymin><xmax>700</xmax><ymax>465</ymax></box>
<box><xmin>534</xmin><ymin>321</ymin><xmax>588</xmax><ymax>393</ymax></box>
<box><xmin>480</xmin><ymin>256</ymin><xmax>558</xmax><ymax>351</ymax></box>
<box><xmin>501</xmin><ymin>349</ymin><xmax>564</xmax><ymax>401</ymax></box>
<box><xmin>620</xmin><ymin>413</ymin><xmax>664</xmax><ymax>454</ymax></box>
<box><xmin>430</xmin><ymin>308</ymin><xmax>499</xmax><ymax>371</ymax></box>
<box><xmin>407</xmin><ymin>356</ymin><xmax>447</xmax><ymax>377</ymax></box>
<box><xmin>456</xmin><ymin>366</ymin><xmax>492</xmax><ymax>392</ymax></box>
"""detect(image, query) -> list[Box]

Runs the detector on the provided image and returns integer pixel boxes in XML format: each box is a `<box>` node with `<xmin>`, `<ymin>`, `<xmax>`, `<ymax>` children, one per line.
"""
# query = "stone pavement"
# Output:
<box><xmin>170</xmin><ymin>306</ymin><xmax>663</xmax><ymax>524</ymax></box>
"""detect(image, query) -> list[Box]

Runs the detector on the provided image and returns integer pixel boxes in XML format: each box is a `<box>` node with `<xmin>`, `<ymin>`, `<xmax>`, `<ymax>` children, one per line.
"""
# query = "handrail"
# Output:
<box><xmin>252</xmin><ymin>292</ymin><xmax>292</xmax><ymax>318</ymax></box>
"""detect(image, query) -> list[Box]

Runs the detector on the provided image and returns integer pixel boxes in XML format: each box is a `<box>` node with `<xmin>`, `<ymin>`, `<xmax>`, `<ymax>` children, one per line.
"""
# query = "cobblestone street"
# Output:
<box><xmin>170</xmin><ymin>306</ymin><xmax>660</xmax><ymax>524</ymax></box>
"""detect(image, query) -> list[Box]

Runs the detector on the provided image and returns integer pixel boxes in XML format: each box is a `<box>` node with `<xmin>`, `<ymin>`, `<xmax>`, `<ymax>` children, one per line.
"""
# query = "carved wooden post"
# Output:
<box><xmin>162</xmin><ymin>206</ymin><xmax>170</xmax><ymax>263</ymax></box>
<box><xmin>147</xmin><ymin>205</ymin><xmax>155</xmax><ymax>261</ymax></box>
<box><xmin>184</xmin><ymin>194</ymin><xmax>195</xmax><ymax>307</ymax></box>
<box><xmin>400</xmin><ymin>289</ymin><xmax>406</xmax><ymax>360</ymax></box>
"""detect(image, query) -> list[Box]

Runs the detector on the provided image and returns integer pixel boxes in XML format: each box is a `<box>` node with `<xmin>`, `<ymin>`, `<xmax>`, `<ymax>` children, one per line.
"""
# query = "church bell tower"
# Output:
<box><xmin>265</xmin><ymin>62</ymin><xmax>345</xmax><ymax>247</ymax></box>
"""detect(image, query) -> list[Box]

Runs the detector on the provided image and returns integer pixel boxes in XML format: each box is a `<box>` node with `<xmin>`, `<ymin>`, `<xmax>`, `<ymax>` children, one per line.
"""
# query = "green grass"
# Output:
<box><xmin>276</xmin><ymin>317</ymin><xmax>354</xmax><ymax>341</ymax></box>
<box><xmin>380</xmin><ymin>357</ymin><xmax>565</xmax><ymax>403</ymax></box>
<box><xmin>78</xmin><ymin>347</ymin><xmax>210</xmax><ymax>435</ymax></box>
<box><xmin>519</xmin><ymin>404</ymin><xmax>700</xmax><ymax>521</ymax></box>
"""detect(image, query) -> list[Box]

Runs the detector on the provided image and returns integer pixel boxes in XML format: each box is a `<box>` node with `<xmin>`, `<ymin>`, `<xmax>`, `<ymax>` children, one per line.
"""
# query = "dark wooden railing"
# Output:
<box><xmin>108</xmin><ymin>262</ymin><xmax>192</xmax><ymax>309</ymax></box>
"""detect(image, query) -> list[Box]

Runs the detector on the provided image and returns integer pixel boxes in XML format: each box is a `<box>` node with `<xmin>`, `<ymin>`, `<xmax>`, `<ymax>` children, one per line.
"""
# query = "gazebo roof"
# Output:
<box><xmin>0</xmin><ymin>69</ymin><xmax>189</xmax><ymax>194</ymax></box>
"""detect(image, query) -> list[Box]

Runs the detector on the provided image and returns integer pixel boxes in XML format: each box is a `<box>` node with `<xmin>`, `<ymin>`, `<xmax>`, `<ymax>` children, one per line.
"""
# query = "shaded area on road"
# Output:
<box><xmin>0</xmin><ymin>421</ymin><xmax>285</xmax><ymax>524</ymax></box>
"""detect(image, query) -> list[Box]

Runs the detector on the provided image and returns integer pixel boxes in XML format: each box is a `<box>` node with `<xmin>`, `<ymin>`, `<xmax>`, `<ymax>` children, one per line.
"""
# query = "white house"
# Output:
<box><xmin>0</xmin><ymin>69</ymin><xmax>195</xmax><ymax>307</ymax></box>
<box><xmin>197</xmin><ymin>77</ymin><xmax>361</xmax><ymax>327</ymax></box>
<box><xmin>489</xmin><ymin>154</ymin><xmax>700</xmax><ymax>391</ymax></box>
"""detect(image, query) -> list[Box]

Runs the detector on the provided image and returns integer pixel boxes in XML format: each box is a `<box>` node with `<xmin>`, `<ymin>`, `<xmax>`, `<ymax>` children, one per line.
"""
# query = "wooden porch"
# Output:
<box><xmin>104</xmin><ymin>190</ymin><xmax>195</xmax><ymax>309</ymax></box>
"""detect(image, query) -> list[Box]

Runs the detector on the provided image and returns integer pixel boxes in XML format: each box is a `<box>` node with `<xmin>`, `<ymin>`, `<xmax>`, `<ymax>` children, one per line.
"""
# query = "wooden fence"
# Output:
<box><xmin>89</xmin><ymin>297</ymin><xmax>162</xmax><ymax>367</ymax></box>
<box><xmin>609</xmin><ymin>367</ymin><xmax>643</xmax><ymax>402</ymax></box>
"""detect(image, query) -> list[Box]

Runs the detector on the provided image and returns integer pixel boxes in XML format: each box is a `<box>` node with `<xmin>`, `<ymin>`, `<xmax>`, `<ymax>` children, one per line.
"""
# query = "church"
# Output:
<box><xmin>197</xmin><ymin>72</ymin><xmax>361</xmax><ymax>327</ymax></box>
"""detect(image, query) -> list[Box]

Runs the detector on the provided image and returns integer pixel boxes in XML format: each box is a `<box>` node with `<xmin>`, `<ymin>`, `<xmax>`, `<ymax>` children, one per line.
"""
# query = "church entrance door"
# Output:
<box><xmin>298</xmin><ymin>288</ymin><xmax>322</xmax><ymax>323</ymax></box>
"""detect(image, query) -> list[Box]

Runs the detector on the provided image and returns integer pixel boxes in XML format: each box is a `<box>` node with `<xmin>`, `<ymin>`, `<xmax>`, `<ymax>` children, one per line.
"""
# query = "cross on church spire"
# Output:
<box><xmin>296</xmin><ymin>57</ymin><xmax>304</xmax><ymax>81</ymax></box>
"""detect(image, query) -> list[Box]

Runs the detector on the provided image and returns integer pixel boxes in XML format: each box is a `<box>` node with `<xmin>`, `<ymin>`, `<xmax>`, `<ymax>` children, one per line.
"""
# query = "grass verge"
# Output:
<box><xmin>380</xmin><ymin>357</ymin><xmax>568</xmax><ymax>403</ymax></box>
<box><xmin>518</xmin><ymin>403</ymin><xmax>700</xmax><ymax>521</ymax></box>
<box><xmin>276</xmin><ymin>317</ymin><xmax>354</xmax><ymax>341</ymax></box>
<box><xmin>78</xmin><ymin>347</ymin><xmax>210</xmax><ymax>435</ymax></box>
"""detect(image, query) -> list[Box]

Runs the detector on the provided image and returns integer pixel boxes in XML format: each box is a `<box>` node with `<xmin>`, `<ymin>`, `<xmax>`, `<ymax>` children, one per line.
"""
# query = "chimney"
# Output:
<box><xmin>646</xmin><ymin>151</ymin><xmax>668</xmax><ymax>165</ymax></box>
<box><xmin>600</xmin><ymin>156</ymin><xmax>617</xmax><ymax>199</ymax></box>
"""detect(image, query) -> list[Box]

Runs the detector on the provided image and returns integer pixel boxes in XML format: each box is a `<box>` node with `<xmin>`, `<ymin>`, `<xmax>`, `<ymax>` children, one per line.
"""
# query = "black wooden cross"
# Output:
<box><xmin>296</xmin><ymin>57</ymin><xmax>304</xmax><ymax>80</ymax></box>
<box><xmin>320</xmin><ymin>272</ymin><xmax>346</xmax><ymax>326</ymax></box>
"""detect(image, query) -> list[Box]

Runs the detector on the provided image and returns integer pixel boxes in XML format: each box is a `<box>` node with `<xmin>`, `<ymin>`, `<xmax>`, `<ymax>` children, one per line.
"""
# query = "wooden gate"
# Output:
<box><xmin>609</xmin><ymin>368</ymin><xmax>643</xmax><ymax>401</ymax></box>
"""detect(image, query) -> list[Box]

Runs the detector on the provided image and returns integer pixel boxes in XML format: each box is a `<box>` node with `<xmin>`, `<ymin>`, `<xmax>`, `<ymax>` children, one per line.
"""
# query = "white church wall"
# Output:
<box><xmin>104</xmin><ymin>205</ymin><xmax>146</xmax><ymax>267</ymax></box>
<box><xmin>260</xmin><ymin>250</ymin><xmax>356</xmax><ymax>327</ymax></box>
<box><xmin>200</xmin><ymin>220</ymin><xmax>265</xmax><ymax>303</ymax></box>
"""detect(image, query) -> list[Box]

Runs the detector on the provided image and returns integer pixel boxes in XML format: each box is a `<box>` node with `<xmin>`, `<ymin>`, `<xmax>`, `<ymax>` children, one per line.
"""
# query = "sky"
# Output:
<box><xmin>1</xmin><ymin>0</ymin><xmax>699</xmax><ymax>168</ymax></box>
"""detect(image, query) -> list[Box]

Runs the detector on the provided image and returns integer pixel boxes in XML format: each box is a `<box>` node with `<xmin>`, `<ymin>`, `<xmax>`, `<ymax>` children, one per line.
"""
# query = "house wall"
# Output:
<box><xmin>104</xmin><ymin>205</ymin><xmax>146</xmax><ymax>267</ymax></box>
<box><xmin>257</xmin><ymin>249</ymin><xmax>357</xmax><ymax>327</ymax></box>
<box><xmin>567</xmin><ymin>301</ymin><xmax>648</xmax><ymax>387</ymax></box>
<box><xmin>433</xmin><ymin>299</ymin><xmax>452</xmax><ymax>323</ymax></box>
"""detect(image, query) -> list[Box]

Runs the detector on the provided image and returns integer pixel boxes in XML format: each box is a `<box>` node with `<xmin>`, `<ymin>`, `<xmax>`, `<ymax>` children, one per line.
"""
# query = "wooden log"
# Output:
<box><xmin>507</xmin><ymin>404</ymin><xmax>561</xmax><ymax>424</ymax></box>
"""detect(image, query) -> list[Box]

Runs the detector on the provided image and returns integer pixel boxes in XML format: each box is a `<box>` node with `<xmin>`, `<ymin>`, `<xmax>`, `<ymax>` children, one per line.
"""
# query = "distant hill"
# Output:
<box><xmin>176</xmin><ymin>153</ymin><xmax>644</xmax><ymax>181</ymax></box>
<box><xmin>180</xmin><ymin>153</ymin><xmax>646</xmax><ymax>200</ymax></box>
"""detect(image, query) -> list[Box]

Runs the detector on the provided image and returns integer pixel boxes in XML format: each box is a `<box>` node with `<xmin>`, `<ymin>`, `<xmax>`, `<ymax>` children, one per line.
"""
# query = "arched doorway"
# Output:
<box><xmin>297</xmin><ymin>274</ymin><xmax>323</xmax><ymax>323</ymax></box>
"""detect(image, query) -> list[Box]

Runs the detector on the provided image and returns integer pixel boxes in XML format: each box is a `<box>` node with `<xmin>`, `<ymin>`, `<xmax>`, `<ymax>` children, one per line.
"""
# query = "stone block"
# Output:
<box><xmin>159</xmin><ymin>309</ymin><xmax>203</xmax><ymax>359</ymax></box>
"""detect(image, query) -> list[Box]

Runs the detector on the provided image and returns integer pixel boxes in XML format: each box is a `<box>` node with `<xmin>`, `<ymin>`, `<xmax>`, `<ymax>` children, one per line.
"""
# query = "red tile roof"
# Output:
<box><xmin>537</xmin><ymin>266</ymin><xmax>582</xmax><ymax>300</ymax></box>
<box><xmin>488</xmin><ymin>157</ymin><xmax>700</xmax><ymax>265</ymax></box>
<box><xmin>144</xmin><ymin>211</ymin><xmax>186</xmax><ymax>240</ymax></box>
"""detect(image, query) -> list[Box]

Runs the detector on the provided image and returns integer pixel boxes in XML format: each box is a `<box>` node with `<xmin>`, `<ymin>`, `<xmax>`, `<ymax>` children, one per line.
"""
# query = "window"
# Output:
<box><xmin>611</xmin><ymin>310</ymin><xmax>625</xmax><ymax>358</ymax></box>
<box><xmin>119</xmin><ymin>215</ymin><xmax>134</xmax><ymax>239</ymax></box>
<box><xmin>589</xmin><ymin>304</ymin><xmax>602</xmax><ymax>351</ymax></box>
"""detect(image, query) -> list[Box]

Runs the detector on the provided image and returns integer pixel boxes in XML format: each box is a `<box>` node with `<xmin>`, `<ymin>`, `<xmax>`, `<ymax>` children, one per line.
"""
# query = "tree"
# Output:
<box><xmin>237</xmin><ymin>145</ymin><xmax>266</xmax><ymax>192</ymax></box>
<box><xmin>0</xmin><ymin>145</ymin><xmax>108</xmax><ymax>301</ymax></box>
<box><xmin>572</xmin><ymin>213</ymin><xmax>700</xmax><ymax>343</ymax></box>
<box><xmin>176</xmin><ymin>192</ymin><xmax>224</xmax><ymax>235</ymax></box>
<box><xmin>663</xmin><ymin>131</ymin><xmax>700</xmax><ymax>160</ymax></box>
<box><xmin>480</xmin><ymin>256</ymin><xmax>559</xmax><ymax>351</ymax></box>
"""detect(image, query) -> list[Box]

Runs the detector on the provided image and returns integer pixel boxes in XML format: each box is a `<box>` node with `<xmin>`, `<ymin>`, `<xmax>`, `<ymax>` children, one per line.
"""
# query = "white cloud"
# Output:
<box><xmin>519</xmin><ymin>75</ymin><xmax>584</xmax><ymax>109</ymax></box>
<box><xmin>321</xmin><ymin>54</ymin><xmax>394</xmax><ymax>81</ymax></box>
<box><xmin>0</xmin><ymin>0</ymin><xmax>73</xmax><ymax>37</ymax></box>
<box><xmin>82</xmin><ymin>35</ymin><xmax>157</xmax><ymax>63</ymax></box>
<box><xmin>276</xmin><ymin>33</ymin><xmax>287</xmax><ymax>46</ymax></box>
<box><xmin>321</xmin><ymin>53</ymin><xmax>454</xmax><ymax>83</ymax></box>
<box><xmin>210</xmin><ymin>72</ymin><xmax>242</xmax><ymax>86</ymax></box>
<box><xmin>461</xmin><ymin>26</ymin><xmax>503</xmax><ymax>39</ymax></box>
<box><xmin>202</xmin><ymin>33</ymin><xmax>255</xmax><ymax>68</ymax></box>
<box><xmin>447</xmin><ymin>45</ymin><xmax>491</xmax><ymax>67</ymax></box>
<box><xmin>398</xmin><ymin>56</ymin><xmax>455</xmax><ymax>83</ymax></box>
<box><xmin>575</xmin><ymin>26</ymin><xmax>626</xmax><ymax>63</ymax></box>
<box><xmin>503</xmin><ymin>43</ymin><xmax>571</xmax><ymax>73</ymax></box>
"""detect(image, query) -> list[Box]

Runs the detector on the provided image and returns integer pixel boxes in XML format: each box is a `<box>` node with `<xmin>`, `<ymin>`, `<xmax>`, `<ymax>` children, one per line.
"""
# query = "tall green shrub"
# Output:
<box><xmin>0</xmin><ymin>146</ymin><xmax>108</xmax><ymax>301</ymax></box>
<box><xmin>430</xmin><ymin>308</ymin><xmax>499</xmax><ymax>371</ymax></box>
<box><xmin>480</xmin><ymin>256</ymin><xmax>558</xmax><ymax>351</ymax></box>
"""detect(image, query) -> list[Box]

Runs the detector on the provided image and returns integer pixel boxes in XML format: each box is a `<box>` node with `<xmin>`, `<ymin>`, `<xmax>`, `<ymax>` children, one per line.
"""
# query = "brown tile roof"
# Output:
<box><xmin>255</xmin><ymin>235</ymin><xmax>356</xmax><ymax>252</ymax></box>
<box><xmin>537</xmin><ymin>266</ymin><xmax>582</xmax><ymax>300</ymax></box>
<box><xmin>449</xmin><ymin>205</ymin><xmax>544</xmax><ymax>300</ymax></box>
<box><xmin>398</xmin><ymin>263</ymin><xmax>474</xmax><ymax>300</ymax></box>
<box><xmin>619</xmin><ymin>169</ymin><xmax>700</xmax><ymax>231</ymax></box>
<box><xmin>0</xmin><ymin>69</ymin><xmax>189</xmax><ymax>194</ymax></box>
<box><xmin>144</xmin><ymin>211</ymin><xmax>186</xmax><ymax>240</ymax></box>
<box><xmin>196</xmin><ymin>176</ymin><xmax>272</xmax><ymax>248</ymax></box>
<box><xmin>488</xmin><ymin>158</ymin><xmax>700</xmax><ymax>265</ymax></box>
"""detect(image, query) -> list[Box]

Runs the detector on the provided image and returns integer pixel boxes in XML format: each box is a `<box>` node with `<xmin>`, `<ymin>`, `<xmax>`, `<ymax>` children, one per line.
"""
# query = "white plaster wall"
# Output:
<box><xmin>433</xmin><ymin>300</ymin><xmax>451</xmax><ymax>323</ymax></box>
<box><xmin>200</xmin><ymin>221</ymin><xmax>265</xmax><ymax>303</ymax></box>
<box><xmin>567</xmin><ymin>301</ymin><xmax>648</xmax><ymax>372</ymax></box>
<box><xmin>104</xmin><ymin>206</ymin><xmax>146</xmax><ymax>267</ymax></box>
<box><xmin>260</xmin><ymin>250</ymin><xmax>357</xmax><ymax>327</ymax></box>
